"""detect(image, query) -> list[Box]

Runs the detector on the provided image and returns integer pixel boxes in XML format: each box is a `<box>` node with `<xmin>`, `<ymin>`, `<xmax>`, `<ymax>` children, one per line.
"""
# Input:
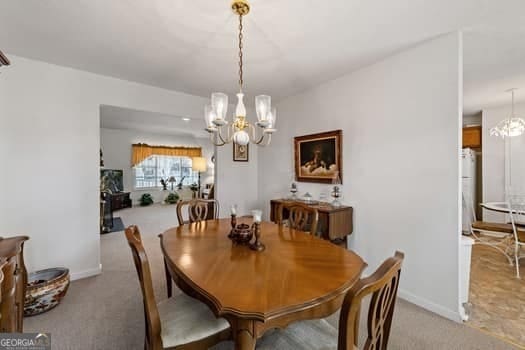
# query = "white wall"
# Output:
<box><xmin>482</xmin><ymin>102</ymin><xmax>525</xmax><ymax>222</ymax></box>
<box><xmin>257</xmin><ymin>33</ymin><xmax>463</xmax><ymax>321</ymax></box>
<box><xmin>0</xmin><ymin>55</ymin><xmax>256</xmax><ymax>279</ymax></box>
<box><xmin>215</xmin><ymin>124</ymin><xmax>259</xmax><ymax>218</ymax></box>
<box><xmin>0</xmin><ymin>39</ymin><xmax>464</xmax><ymax>319</ymax></box>
<box><xmin>100</xmin><ymin>127</ymin><xmax>214</xmax><ymax>204</ymax></box>
<box><xmin>463</xmin><ymin>113</ymin><xmax>481</xmax><ymax>126</ymax></box>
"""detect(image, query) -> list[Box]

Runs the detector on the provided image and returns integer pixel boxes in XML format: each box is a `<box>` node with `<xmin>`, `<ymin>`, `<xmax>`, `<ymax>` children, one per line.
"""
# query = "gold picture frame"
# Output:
<box><xmin>233</xmin><ymin>143</ymin><xmax>249</xmax><ymax>162</ymax></box>
<box><xmin>294</xmin><ymin>130</ymin><xmax>342</xmax><ymax>183</ymax></box>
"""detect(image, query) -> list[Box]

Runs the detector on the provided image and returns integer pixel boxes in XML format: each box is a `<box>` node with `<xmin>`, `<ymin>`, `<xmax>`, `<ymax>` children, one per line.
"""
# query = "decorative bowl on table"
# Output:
<box><xmin>230</xmin><ymin>223</ymin><xmax>253</xmax><ymax>245</ymax></box>
<box><xmin>24</xmin><ymin>267</ymin><xmax>70</xmax><ymax>316</ymax></box>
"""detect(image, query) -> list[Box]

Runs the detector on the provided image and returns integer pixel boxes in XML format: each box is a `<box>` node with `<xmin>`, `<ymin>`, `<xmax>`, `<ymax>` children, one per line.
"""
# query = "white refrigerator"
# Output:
<box><xmin>460</xmin><ymin>149</ymin><xmax>476</xmax><ymax>320</ymax></box>
<box><xmin>462</xmin><ymin>148</ymin><xmax>477</xmax><ymax>233</ymax></box>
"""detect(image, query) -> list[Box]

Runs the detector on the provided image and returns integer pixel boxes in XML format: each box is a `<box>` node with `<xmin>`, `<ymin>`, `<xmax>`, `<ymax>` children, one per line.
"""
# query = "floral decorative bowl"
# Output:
<box><xmin>24</xmin><ymin>267</ymin><xmax>70</xmax><ymax>316</ymax></box>
<box><xmin>231</xmin><ymin>224</ymin><xmax>253</xmax><ymax>245</ymax></box>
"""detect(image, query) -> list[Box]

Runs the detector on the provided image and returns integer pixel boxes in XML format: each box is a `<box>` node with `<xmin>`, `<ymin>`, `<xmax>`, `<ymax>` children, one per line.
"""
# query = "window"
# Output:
<box><xmin>134</xmin><ymin>155</ymin><xmax>199</xmax><ymax>189</ymax></box>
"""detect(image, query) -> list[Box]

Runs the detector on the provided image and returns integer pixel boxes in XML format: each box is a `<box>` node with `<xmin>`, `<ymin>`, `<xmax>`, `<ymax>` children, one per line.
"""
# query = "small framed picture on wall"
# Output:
<box><xmin>233</xmin><ymin>143</ymin><xmax>249</xmax><ymax>162</ymax></box>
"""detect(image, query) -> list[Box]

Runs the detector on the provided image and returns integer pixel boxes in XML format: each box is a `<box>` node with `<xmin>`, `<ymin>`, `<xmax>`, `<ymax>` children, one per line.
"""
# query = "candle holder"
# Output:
<box><xmin>331</xmin><ymin>186</ymin><xmax>341</xmax><ymax>207</ymax></box>
<box><xmin>331</xmin><ymin>174</ymin><xmax>342</xmax><ymax>207</ymax></box>
<box><xmin>289</xmin><ymin>182</ymin><xmax>298</xmax><ymax>200</ymax></box>
<box><xmin>228</xmin><ymin>214</ymin><xmax>237</xmax><ymax>238</ymax></box>
<box><xmin>249</xmin><ymin>222</ymin><xmax>265</xmax><ymax>252</ymax></box>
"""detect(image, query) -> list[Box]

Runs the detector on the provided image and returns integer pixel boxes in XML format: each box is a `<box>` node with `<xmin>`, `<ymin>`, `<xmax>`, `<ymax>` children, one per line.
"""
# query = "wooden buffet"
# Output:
<box><xmin>0</xmin><ymin>236</ymin><xmax>29</xmax><ymax>332</ymax></box>
<box><xmin>269</xmin><ymin>199</ymin><xmax>353</xmax><ymax>246</ymax></box>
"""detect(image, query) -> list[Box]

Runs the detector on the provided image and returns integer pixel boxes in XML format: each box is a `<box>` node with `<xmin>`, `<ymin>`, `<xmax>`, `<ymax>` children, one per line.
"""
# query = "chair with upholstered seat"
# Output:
<box><xmin>125</xmin><ymin>226</ymin><xmax>230</xmax><ymax>350</ymax></box>
<box><xmin>165</xmin><ymin>199</ymin><xmax>220</xmax><ymax>297</ymax></box>
<box><xmin>210</xmin><ymin>251</ymin><xmax>404</xmax><ymax>350</ymax></box>
<box><xmin>277</xmin><ymin>202</ymin><xmax>319</xmax><ymax>236</ymax></box>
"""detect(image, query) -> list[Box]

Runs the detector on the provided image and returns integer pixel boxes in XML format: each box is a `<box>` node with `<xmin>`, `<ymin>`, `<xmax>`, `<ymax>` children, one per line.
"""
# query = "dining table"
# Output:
<box><xmin>481</xmin><ymin>201</ymin><xmax>525</xmax><ymax>215</ymax></box>
<box><xmin>160</xmin><ymin>218</ymin><xmax>366</xmax><ymax>350</ymax></box>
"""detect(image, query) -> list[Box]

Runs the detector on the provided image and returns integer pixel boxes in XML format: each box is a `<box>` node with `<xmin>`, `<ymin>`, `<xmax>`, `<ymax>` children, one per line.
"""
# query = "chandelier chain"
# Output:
<box><xmin>204</xmin><ymin>1</ymin><xmax>276</xmax><ymax>148</ymax></box>
<box><xmin>238</xmin><ymin>14</ymin><xmax>244</xmax><ymax>90</ymax></box>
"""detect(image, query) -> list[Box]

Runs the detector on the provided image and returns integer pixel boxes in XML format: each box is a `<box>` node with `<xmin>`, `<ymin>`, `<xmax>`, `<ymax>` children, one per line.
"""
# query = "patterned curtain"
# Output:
<box><xmin>131</xmin><ymin>143</ymin><xmax>202</xmax><ymax>167</ymax></box>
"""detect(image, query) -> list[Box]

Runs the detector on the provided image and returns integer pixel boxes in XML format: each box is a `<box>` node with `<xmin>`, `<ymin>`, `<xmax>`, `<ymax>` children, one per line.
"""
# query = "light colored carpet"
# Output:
<box><xmin>24</xmin><ymin>205</ymin><xmax>518</xmax><ymax>349</ymax></box>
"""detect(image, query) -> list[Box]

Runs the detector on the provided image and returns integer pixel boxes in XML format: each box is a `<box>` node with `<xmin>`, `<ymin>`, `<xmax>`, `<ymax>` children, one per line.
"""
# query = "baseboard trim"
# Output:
<box><xmin>398</xmin><ymin>288</ymin><xmax>462</xmax><ymax>322</ymax></box>
<box><xmin>70</xmin><ymin>264</ymin><xmax>102</xmax><ymax>281</ymax></box>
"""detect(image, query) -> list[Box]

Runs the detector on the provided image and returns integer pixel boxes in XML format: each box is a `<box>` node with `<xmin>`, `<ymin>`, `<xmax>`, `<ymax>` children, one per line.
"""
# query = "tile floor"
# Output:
<box><xmin>468</xmin><ymin>244</ymin><xmax>525</xmax><ymax>348</ymax></box>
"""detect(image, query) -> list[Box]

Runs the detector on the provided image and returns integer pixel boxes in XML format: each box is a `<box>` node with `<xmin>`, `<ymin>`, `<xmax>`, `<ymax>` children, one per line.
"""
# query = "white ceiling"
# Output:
<box><xmin>100</xmin><ymin>105</ymin><xmax>208</xmax><ymax>138</ymax></box>
<box><xmin>2</xmin><ymin>0</ymin><xmax>525</xmax><ymax>115</ymax></box>
<box><xmin>464</xmin><ymin>28</ymin><xmax>525</xmax><ymax>116</ymax></box>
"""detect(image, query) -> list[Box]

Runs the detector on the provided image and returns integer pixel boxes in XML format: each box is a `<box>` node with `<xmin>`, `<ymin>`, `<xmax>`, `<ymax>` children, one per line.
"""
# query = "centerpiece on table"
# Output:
<box><xmin>228</xmin><ymin>206</ymin><xmax>265</xmax><ymax>251</ymax></box>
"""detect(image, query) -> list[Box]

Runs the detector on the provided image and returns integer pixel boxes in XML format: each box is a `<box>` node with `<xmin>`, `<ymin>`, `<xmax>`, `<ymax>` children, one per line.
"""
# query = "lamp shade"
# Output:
<box><xmin>204</xmin><ymin>105</ymin><xmax>217</xmax><ymax>130</ymax></box>
<box><xmin>192</xmin><ymin>157</ymin><xmax>207</xmax><ymax>172</ymax></box>
<box><xmin>255</xmin><ymin>95</ymin><xmax>271</xmax><ymax>123</ymax></box>
<box><xmin>211</xmin><ymin>93</ymin><xmax>228</xmax><ymax>121</ymax></box>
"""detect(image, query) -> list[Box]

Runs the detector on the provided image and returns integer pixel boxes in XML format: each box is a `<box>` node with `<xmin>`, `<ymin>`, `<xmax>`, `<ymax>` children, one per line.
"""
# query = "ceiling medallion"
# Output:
<box><xmin>204</xmin><ymin>0</ymin><xmax>276</xmax><ymax>147</ymax></box>
<box><xmin>490</xmin><ymin>88</ymin><xmax>525</xmax><ymax>138</ymax></box>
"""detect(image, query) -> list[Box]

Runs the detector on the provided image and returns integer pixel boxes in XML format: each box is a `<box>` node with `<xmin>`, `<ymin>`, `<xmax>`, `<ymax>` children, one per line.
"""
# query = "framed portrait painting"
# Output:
<box><xmin>294</xmin><ymin>130</ymin><xmax>342</xmax><ymax>183</ymax></box>
<box><xmin>233</xmin><ymin>143</ymin><xmax>249</xmax><ymax>162</ymax></box>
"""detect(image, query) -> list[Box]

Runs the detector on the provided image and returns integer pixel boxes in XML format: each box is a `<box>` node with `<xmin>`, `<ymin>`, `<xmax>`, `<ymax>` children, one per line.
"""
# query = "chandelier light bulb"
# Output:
<box><xmin>211</xmin><ymin>92</ymin><xmax>228</xmax><ymax>125</ymax></box>
<box><xmin>255</xmin><ymin>95</ymin><xmax>271</xmax><ymax>127</ymax></box>
<box><xmin>266</xmin><ymin>108</ymin><xmax>277</xmax><ymax>131</ymax></box>
<box><xmin>233</xmin><ymin>130</ymin><xmax>250</xmax><ymax>145</ymax></box>
<box><xmin>204</xmin><ymin>105</ymin><xmax>217</xmax><ymax>131</ymax></box>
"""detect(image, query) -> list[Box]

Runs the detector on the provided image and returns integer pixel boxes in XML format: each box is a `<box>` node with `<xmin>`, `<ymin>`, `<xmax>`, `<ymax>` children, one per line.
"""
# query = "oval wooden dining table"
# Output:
<box><xmin>160</xmin><ymin>218</ymin><xmax>366</xmax><ymax>350</ymax></box>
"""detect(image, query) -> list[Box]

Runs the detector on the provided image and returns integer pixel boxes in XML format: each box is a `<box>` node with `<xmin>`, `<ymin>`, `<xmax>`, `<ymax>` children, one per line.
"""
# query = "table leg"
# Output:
<box><xmin>234</xmin><ymin>319</ymin><xmax>256</xmax><ymax>350</ymax></box>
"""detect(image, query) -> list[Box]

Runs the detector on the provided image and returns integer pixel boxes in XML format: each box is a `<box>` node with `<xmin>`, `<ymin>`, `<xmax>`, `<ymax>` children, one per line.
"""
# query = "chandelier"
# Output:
<box><xmin>204</xmin><ymin>0</ymin><xmax>276</xmax><ymax>147</ymax></box>
<box><xmin>490</xmin><ymin>89</ymin><xmax>525</xmax><ymax>138</ymax></box>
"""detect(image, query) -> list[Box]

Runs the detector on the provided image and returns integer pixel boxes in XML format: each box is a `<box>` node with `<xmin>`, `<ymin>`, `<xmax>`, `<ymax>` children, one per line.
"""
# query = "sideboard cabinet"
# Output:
<box><xmin>0</xmin><ymin>236</ymin><xmax>29</xmax><ymax>332</ymax></box>
<box><xmin>110</xmin><ymin>192</ymin><xmax>132</xmax><ymax>211</ymax></box>
<box><xmin>270</xmin><ymin>199</ymin><xmax>353</xmax><ymax>246</ymax></box>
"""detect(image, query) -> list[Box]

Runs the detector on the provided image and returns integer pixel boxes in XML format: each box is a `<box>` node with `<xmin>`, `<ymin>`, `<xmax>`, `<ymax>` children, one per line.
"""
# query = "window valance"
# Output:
<box><xmin>131</xmin><ymin>143</ymin><xmax>202</xmax><ymax>167</ymax></box>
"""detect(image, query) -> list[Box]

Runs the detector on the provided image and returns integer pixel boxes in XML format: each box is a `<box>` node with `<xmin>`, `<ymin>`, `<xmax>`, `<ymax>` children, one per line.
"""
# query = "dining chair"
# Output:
<box><xmin>165</xmin><ymin>199</ymin><xmax>220</xmax><ymax>298</ymax></box>
<box><xmin>176</xmin><ymin>199</ymin><xmax>220</xmax><ymax>226</ymax></box>
<box><xmin>125</xmin><ymin>226</ymin><xmax>230</xmax><ymax>350</ymax></box>
<box><xmin>277</xmin><ymin>202</ymin><xmax>319</xmax><ymax>235</ymax></box>
<box><xmin>470</xmin><ymin>194</ymin><xmax>525</xmax><ymax>272</ymax></box>
<box><xmin>507</xmin><ymin>195</ymin><xmax>525</xmax><ymax>278</ymax></box>
<box><xmin>228</xmin><ymin>251</ymin><xmax>404</xmax><ymax>350</ymax></box>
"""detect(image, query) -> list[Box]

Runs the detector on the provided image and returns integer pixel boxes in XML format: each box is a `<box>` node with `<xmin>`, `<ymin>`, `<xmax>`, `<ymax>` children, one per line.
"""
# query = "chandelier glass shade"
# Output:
<box><xmin>204</xmin><ymin>0</ymin><xmax>276</xmax><ymax>147</ymax></box>
<box><xmin>490</xmin><ymin>89</ymin><xmax>525</xmax><ymax>138</ymax></box>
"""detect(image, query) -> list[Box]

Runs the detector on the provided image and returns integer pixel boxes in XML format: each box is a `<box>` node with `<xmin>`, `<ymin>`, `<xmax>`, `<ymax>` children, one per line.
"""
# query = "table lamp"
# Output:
<box><xmin>192</xmin><ymin>157</ymin><xmax>207</xmax><ymax>197</ymax></box>
<box><xmin>168</xmin><ymin>176</ymin><xmax>176</xmax><ymax>191</ymax></box>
